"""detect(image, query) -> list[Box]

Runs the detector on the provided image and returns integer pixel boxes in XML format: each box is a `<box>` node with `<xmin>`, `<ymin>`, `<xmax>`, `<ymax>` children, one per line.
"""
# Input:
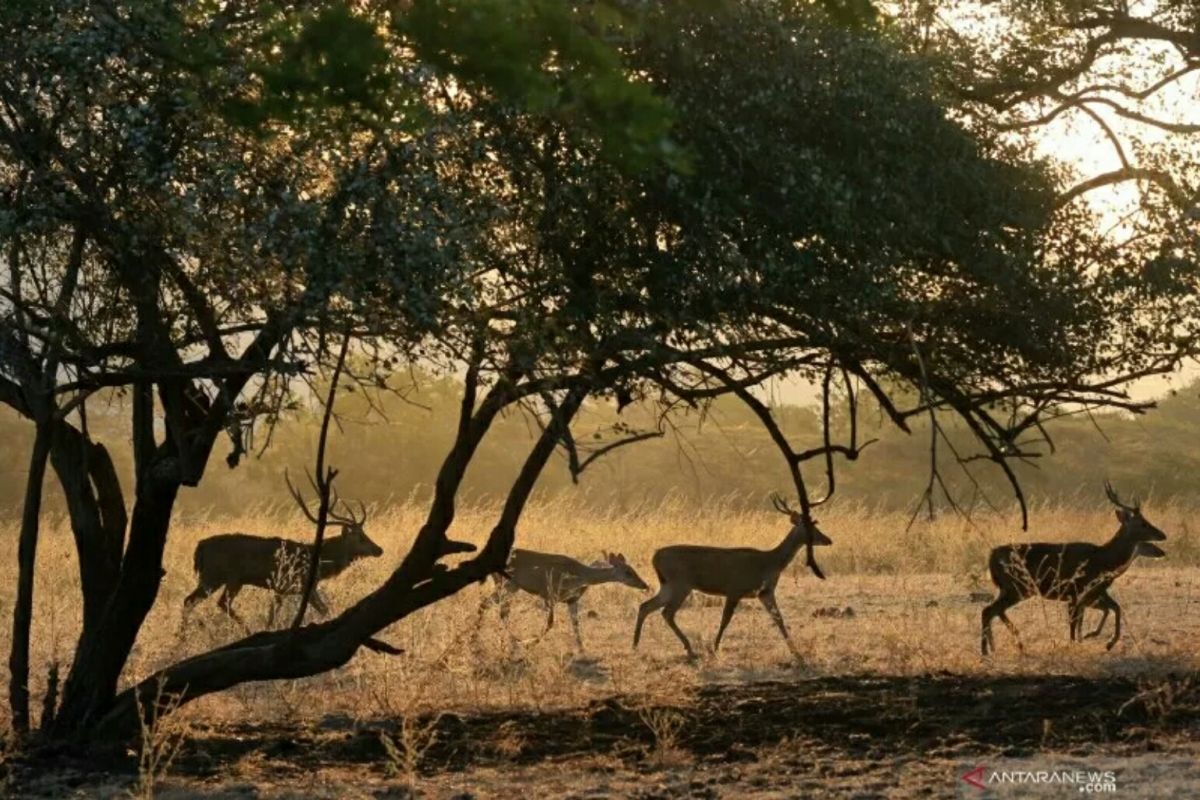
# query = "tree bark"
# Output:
<box><xmin>8</xmin><ymin>422</ymin><xmax>52</xmax><ymax>734</ymax></box>
<box><xmin>48</xmin><ymin>424</ymin><xmax>125</xmax><ymax>639</ymax></box>
<box><xmin>52</xmin><ymin>471</ymin><xmax>179</xmax><ymax>735</ymax></box>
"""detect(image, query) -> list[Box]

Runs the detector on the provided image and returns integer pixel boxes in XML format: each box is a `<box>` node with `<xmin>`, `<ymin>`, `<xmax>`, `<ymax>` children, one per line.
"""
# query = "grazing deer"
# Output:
<box><xmin>182</xmin><ymin>477</ymin><xmax>387</xmax><ymax>626</ymax></box>
<box><xmin>633</xmin><ymin>494</ymin><xmax>833</xmax><ymax>660</ymax></box>
<box><xmin>981</xmin><ymin>482</ymin><xmax>1167</xmax><ymax>656</ymax></box>
<box><xmin>490</xmin><ymin>549</ymin><xmax>650</xmax><ymax>648</ymax></box>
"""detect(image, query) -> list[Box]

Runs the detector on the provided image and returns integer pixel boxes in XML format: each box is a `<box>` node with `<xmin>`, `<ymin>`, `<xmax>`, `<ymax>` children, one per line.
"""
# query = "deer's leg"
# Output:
<box><xmin>981</xmin><ymin>598</ymin><xmax>999</xmax><ymax>656</ymax></box>
<box><xmin>1090</xmin><ymin>593</ymin><xmax>1122</xmax><ymax>650</ymax></box>
<box><xmin>981</xmin><ymin>592</ymin><xmax>1021</xmax><ymax>656</ymax></box>
<box><xmin>758</xmin><ymin>590</ymin><xmax>799</xmax><ymax>658</ymax></box>
<box><xmin>1082</xmin><ymin>593</ymin><xmax>1113</xmax><ymax>641</ymax></box>
<box><xmin>496</xmin><ymin>581</ymin><xmax>518</xmax><ymax>622</ymax></box>
<box><xmin>1069</xmin><ymin>602</ymin><xmax>1084</xmax><ymax>641</ymax></box>
<box><xmin>661</xmin><ymin>591</ymin><xmax>695</xmax><ymax>660</ymax></box>
<box><xmin>634</xmin><ymin>588</ymin><xmax>670</xmax><ymax>649</ymax></box>
<box><xmin>1083</xmin><ymin>607</ymin><xmax>1110</xmax><ymax>639</ymax></box>
<box><xmin>568</xmin><ymin>600</ymin><xmax>584</xmax><ymax>650</ymax></box>
<box><xmin>997</xmin><ymin>610</ymin><xmax>1023</xmax><ymax>653</ymax></box>
<box><xmin>183</xmin><ymin>581</ymin><xmax>215</xmax><ymax>615</ymax></box>
<box><xmin>713</xmin><ymin>595</ymin><xmax>742</xmax><ymax>652</ymax></box>
<box><xmin>217</xmin><ymin>585</ymin><xmax>245</xmax><ymax>625</ymax></box>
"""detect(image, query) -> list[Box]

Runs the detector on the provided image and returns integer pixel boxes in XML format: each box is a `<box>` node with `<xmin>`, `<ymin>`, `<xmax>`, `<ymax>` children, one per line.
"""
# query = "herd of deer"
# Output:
<box><xmin>182</xmin><ymin>481</ymin><xmax>1167</xmax><ymax>658</ymax></box>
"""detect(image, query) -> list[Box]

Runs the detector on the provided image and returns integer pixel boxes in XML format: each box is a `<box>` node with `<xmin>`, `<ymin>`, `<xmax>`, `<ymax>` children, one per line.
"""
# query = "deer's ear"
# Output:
<box><xmin>1115</xmin><ymin>508</ymin><xmax>1129</xmax><ymax>523</ymax></box>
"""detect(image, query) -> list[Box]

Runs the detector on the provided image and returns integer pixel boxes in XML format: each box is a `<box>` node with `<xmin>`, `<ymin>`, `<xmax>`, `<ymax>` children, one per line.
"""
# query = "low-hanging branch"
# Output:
<box><xmin>678</xmin><ymin>357</ymin><xmax>872</xmax><ymax>582</ymax></box>
<box><xmin>92</xmin><ymin>382</ymin><xmax>590</xmax><ymax>742</ymax></box>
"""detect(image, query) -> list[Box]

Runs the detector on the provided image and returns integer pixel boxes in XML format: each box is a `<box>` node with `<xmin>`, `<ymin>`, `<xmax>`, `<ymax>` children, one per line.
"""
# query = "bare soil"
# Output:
<box><xmin>12</xmin><ymin>672</ymin><xmax>1200</xmax><ymax>798</ymax></box>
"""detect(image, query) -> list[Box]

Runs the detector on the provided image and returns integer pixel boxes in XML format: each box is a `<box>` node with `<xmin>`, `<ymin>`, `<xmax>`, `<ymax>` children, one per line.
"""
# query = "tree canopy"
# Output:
<box><xmin>0</xmin><ymin>0</ymin><xmax>1197</xmax><ymax>744</ymax></box>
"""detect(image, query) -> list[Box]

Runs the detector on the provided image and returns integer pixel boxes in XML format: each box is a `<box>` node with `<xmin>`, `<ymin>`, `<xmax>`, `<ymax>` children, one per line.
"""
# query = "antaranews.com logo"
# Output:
<box><xmin>959</xmin><ymin>763</ymin><xmax>1118</xmax><ymax>796</ymax></box>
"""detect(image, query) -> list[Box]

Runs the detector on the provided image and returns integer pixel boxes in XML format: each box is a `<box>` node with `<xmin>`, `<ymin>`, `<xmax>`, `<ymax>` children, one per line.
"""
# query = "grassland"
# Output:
<box><xmin>4</xmin><ymin>499</ymin><xmax>1200</xmax><ymax>797</ymax></box>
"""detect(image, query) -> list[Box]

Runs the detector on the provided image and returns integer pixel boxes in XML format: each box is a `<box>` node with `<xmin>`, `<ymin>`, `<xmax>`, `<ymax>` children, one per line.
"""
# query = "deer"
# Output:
<box><xmin>182</xmin><ymin>484</ymin><xmax>385</xmax><ymax>627</ymax></box>
<box><xmin>633</xmin><ymin>493</ymin><xmax>833</xmax><ymax>660</ymax></box>
<box><xmin>489</xmin><ymin>549</ymin><xmax>650</xmax><ymax>648</ymax></box>
<box><xmin>981</xmin><ymin>481</ymin><xmax>1167</xmax><ymax>656</ymax></box>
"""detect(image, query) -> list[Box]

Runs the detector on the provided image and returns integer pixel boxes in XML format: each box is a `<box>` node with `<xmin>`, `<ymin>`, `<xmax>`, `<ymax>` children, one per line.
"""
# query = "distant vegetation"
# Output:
<box><xmin>5</xmin><ymin>375</ymin><xmax>1199</xmax><ymax>520</ymax></box>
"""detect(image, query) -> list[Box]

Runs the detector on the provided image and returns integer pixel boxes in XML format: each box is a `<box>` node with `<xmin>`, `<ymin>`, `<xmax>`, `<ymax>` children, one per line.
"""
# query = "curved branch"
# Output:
<box><xmin>1057</xmin><ymin>167</ymin><xmax>1188</xmax><ymax>208</ymax></box>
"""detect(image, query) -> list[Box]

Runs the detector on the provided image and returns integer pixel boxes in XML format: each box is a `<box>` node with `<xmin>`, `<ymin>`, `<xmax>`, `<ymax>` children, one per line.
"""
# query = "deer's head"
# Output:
<box><xmin>598</xmin><ymin>551</ymin><xmax>650</xmax><ymax>591</ymax></box>
<box><xmin>286</xmin><ymin>470</ymin><xmax>383</xmax><ymax>558</ymax></box>
<box><xmin>771</xmin><ymin>493</ymin><xmax>833</xmax><ymax>546</ymax></box>
<box><xmin>333</xmin><ymin>505</ymin><xmax>383</xmax><ymax>559</ymax></box>
<box><xmin>1105</xmin><ymin>481</ymin><xmax>1167</xmax><ymax>544</ymax></box>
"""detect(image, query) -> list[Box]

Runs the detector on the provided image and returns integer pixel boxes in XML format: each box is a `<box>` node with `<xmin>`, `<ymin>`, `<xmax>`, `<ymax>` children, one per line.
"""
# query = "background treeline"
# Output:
<box><xmin>3</xmin><ymin>372</ymin><xmax>1197</xmax><ymax>520</ymax></box>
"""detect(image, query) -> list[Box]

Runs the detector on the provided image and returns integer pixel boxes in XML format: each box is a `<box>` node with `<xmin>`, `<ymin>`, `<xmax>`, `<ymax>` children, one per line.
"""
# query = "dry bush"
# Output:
<box><xmin>128</xmin><ymin>678</ymin><xmax>190</xmax><ymax>800</ymax></box>
<box><xmin>636</xmin><ymin>705</ymin><xmax>690</xmax><ymax>768</ymax></box>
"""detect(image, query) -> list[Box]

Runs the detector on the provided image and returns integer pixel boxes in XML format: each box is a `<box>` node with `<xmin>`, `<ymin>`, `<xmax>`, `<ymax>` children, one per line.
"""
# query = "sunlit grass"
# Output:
<box><xmin>1</xmin><ymin>499</ymin><xmax>1197</xmax><ymax>731</ymax></box>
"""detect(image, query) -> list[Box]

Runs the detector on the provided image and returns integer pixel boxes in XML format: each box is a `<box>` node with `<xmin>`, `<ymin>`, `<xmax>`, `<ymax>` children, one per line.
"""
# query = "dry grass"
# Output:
<box><xmin>7</xmin><ymin>501</ymin><xmax>1200</xmax><ymax>800</ymax></box>
<box><xmin>2</xmin><ymin>498</ymin><xmax>1198</xmax><ymax>735</ymax></box>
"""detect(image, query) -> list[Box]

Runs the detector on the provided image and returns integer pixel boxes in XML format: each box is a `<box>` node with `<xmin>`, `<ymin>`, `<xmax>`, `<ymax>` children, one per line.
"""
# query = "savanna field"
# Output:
<box><xmin>4</xmin><ymin>500</ymin><xmax>1200</xmax><ymax>798</ymax></box>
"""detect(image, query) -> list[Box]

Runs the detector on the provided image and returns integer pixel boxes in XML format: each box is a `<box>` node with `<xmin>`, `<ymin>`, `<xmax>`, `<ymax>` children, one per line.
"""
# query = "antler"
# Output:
<box><xmin>325</xmin><ymin>494</ymin><xmax>369</xmax><ymax>527</ymax></box>
<box><xmin>286</xmin><ymin>469</ymin><xmax>367</xmax><ymax>526</ymax></box>
<box><xmin>1103</xmin><ymin>480</ymin><xmax>1139</xmax><ymax>511</ymax></box>
<box><xmin>284</xmin><ymin>469</ymin><xmax>321</xmax><ymax>525</ymax></box>
<box><xmin>771</xmin><ymin>491</ymin><xmax>828</xmax><ymax>516</ymax></box>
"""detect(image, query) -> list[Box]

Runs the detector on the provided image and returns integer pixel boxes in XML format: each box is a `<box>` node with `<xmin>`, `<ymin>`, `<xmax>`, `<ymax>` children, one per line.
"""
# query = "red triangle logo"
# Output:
<box><xmin>961</xmin><ymin>765</ymin><xmax>987</xmax><ymax>790</ymax></box>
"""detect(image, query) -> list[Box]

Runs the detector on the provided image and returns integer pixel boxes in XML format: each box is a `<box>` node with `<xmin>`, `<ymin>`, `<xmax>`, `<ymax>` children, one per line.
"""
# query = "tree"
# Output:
<box><xmin>1</xmin><ymin>0</ymin><xmax>1196</xmax><ymax>747</ymax></box>
<box><xmin>0</xmin><ymin>0</ymin><xmax>502</xmax><ymax>736</ymax></box>
<box><xmin>890</xmin><ymin>2</ymin><xmax>1200</xmax><ymax>289</ymax></box>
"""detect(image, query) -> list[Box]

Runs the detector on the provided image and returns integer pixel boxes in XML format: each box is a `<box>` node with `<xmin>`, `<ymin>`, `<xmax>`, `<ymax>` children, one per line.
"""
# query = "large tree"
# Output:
<box><xmin>1</xmin><ymin>0</ymin><xmax>1196</xmax><ymax>747</ymax></box>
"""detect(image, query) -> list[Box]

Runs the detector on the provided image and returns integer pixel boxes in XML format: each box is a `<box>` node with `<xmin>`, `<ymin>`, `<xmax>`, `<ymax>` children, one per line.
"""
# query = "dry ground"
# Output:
<box><xmin>3</xmin><ymin>500</ymin><xmax>1200</xmax><ymax>797</ymax></box>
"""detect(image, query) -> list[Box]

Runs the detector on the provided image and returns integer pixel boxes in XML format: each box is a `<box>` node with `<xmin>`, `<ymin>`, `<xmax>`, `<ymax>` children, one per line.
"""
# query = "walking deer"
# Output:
<box><xmin>633</xmin><ymin>494</ymin><xmax>833</xmax><ymax>660</ymax></box>
<box><xmin>981</xmin><ymin>482</ymin><xmax>1167</xmax><ymax>655</ymax></box>
<box><xmin>490</xmin><ymin>549</ymin><xmax>650</xmax><ymax>648</ymax></box>
<box><xmin>183</xmin><ymin>478</ymin><xmax>388</xmax><ymax>627</ymax></box>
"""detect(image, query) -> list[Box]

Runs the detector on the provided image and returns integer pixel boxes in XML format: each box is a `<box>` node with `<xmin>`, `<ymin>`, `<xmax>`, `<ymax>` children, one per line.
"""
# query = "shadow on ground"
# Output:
<box><xmin>170</xmin><ymin>671</ymin><xmax>1200</xmax><ymax>777</ymax></box>
<box><xmin>12</xmin><ymin>671</ymin><xmax>1200</xmax><ymax>796</ymax></box>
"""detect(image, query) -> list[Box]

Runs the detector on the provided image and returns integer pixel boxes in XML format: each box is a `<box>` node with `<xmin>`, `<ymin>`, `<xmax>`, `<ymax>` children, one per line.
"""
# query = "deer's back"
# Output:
<box><xmin>988</xmin><ymin>542</ymin><xmax>1102</xmax><ymax>600</ymax></box>
<box><xmin>505</xmin><ymin>549</ymin><xmax>591</xmax><ymax>601</ymax></box>
<box><xmin>194</xmin><ymin>533</ymin><xmax>300</xmax><ymax>589</ymax></box>
<box><xmin>653</xmin><ymin>544</ymin><xmax>774</xmax><ymax>597</ymax></box>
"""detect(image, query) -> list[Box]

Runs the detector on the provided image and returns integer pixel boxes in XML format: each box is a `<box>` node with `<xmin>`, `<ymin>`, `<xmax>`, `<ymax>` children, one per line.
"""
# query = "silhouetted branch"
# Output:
<box><xmin>292</xmin><ymin>333</ymin><xmax>352</xmax><ymax>631</ymax></box>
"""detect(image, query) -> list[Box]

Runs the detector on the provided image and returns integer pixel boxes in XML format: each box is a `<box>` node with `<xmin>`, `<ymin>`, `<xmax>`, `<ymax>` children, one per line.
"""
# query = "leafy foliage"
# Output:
<box><xmin>0</xmin><ymin>0</ymin><xmax>1197</xmax><ymax>742</ymax></box>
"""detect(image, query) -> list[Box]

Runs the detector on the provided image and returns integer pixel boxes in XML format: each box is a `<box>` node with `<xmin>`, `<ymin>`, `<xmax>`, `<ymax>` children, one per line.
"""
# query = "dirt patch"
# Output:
<box><xmin>13</xmin><ymin>672</ymin><xmax>1200</xmax><ymax>797</ymax></box>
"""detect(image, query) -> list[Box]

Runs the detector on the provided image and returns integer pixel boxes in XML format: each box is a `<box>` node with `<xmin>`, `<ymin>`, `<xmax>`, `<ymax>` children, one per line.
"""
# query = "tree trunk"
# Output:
<box><xmin>52</xmin><ymin>473</ymin><xmax>179</xmax><ymax>735</ymax></box>
<box><xmin>48</xmin><ymin>424</ymin><xmax>125</xmax><ymax>640</ymax></box>
<box><xmin>8</xmin><ymin>422</ymin><xmax>52</xmax><ymax>734</ymax></box>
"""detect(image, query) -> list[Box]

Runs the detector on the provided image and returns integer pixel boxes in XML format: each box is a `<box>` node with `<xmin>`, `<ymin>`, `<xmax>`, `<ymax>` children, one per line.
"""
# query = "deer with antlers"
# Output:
<box><xmin>981</xmin><ymin>481</ymin><xmax>1167</xmax><ymax>655</ymax></box>
<box><xmin>633</xmin><ymin>493</ymin><xmax>833</xmax><ymax>660</ymax></box>
<box><xmin>182</xmin><ymin>473</ymin><xmax>390</xmax><ymax>627</ymax></box>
